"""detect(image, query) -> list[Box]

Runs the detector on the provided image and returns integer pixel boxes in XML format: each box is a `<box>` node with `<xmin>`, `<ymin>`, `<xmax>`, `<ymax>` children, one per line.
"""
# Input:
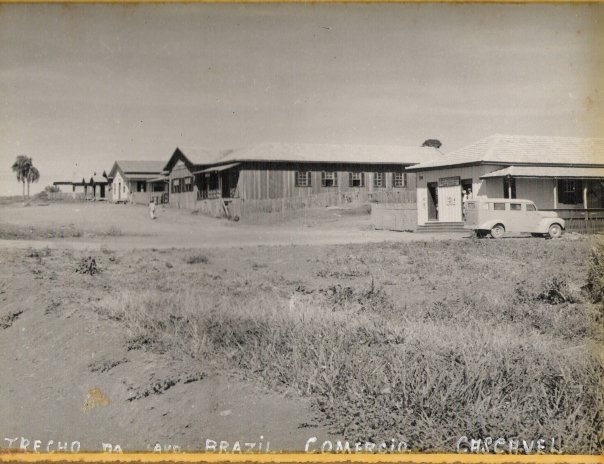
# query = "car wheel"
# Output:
<box><xmin>490</xmin><ymin>224</ymin><xmax>505</xmax><ymax>239</ymax></box>
<box><xmin>548</xmin><ymin>223</ymin><xmax>563</xmax><ymax>239</ymax></box>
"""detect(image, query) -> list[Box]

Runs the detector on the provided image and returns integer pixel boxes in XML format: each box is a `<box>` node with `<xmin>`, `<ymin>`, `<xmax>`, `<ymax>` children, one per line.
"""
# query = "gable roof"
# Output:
<box><xmin>406</xmin><ymin>134</ymin><xmax>604</xmax><ymax>171</ymax></box>
<box><xmin>90</xmin><ymin>174</ymin><xmax>109</xmax><ymax>184</ymax></box>
<box><xmin>108</xmin><ymin>160</ymin><xmax>166</xmax><ymax>179</ymax></box>
<box><xmin>162</xmin><ymin>147</ymin><xmax>234</xmax><ymax>173</ymax></box>
<box><xmin>170</xmin><ymin>143</ymin><xmax>442</xmax><ymax>171</ymax></box>
<box><xmin>222</xmin><ymin>143</ymin><xmax>442</xmax><ymax>165</ymax></box>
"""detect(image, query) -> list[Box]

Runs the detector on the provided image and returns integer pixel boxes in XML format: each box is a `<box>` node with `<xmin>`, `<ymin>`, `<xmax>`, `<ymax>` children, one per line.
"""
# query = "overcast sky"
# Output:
<box><xmin>1</xmin><ymin>3</ymin><xmax>602</xmax><ymax>195</ymax></box>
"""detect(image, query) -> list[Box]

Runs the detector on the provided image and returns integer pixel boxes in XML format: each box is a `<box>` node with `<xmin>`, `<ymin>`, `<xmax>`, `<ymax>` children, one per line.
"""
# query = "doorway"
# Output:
<box><xmin>221</xmin><ymin>172</ymin><xmax>231</xmax><ymax>198</ymax></box>
<box><xmin>428</xmin><ymin>182</ymin><xmax>439</xmax><ymax>220</ymax></box>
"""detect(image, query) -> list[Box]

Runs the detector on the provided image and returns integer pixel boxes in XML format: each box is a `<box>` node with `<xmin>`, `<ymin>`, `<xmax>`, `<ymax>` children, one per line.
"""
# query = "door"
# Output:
<box><xmin>221</xmin><ymin>172</ymin><xmax>231</xmax><ymax>198</ymax></box>
<box><xmin>118</xmin><ymin>182</ymin><xmax>121</xmax><ymax>201</ymax></box>
<box><xmin>428</xmin><ymin>182</ymin><xmax>438</xmax><ymax>220</ymax></box>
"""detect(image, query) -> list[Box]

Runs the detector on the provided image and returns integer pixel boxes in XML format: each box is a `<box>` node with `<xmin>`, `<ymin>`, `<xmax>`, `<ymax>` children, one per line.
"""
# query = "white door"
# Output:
<box><xmin>438</xmin><ymin>184</ymin><xmax>462</xmax><ymax>222</ymax></box>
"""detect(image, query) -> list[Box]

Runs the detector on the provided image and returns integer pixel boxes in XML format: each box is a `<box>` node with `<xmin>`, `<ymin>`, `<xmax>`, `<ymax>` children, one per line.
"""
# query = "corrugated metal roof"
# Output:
<box><xmin>176</xmin><ymin>148</ymin><xmax>236</xmax><ymax>166</ymax></box>
<box><xmin>407</xmin><ymin>134</ymin><xmax>604</xmax><ymax>171</ymax></box>
<box><xmin>110</xmin><ymin>160</ymin><xmax>166</xmax><ymax>175</ymax></box>
<box><xmin>194</xmin><ymin>163</ymin><xmax>241</xmax><ymax>174</ymax></box>
<box><xmin>108</xmin><ymin>160</ymin><xmax>166</xmax><ymax>180</ymax></box>
<box><xmin>182</xmin><ymin>143</ymin><xmax>442</xmax><ymax>166</ymax></box>
<box><xmin>481</xmin><ymin>166</ymin><xmax>604</xmax><ymax>179</ymax></box>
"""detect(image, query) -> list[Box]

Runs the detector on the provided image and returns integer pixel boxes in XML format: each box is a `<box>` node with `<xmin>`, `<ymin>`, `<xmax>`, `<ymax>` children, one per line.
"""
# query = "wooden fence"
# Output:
<box><xmin>46</xmin><ymin>192</ymin><xmax>86</xmax><ymax>201</ymax></box>
<box><xmin>237</xmin><ymin>189</ymin><xmax>416</xmax><ymax>217</ymax></box>
<box><xmin>555</xmin><ymin>209</ymin><xmax>604</xmax><ymax>234</ymax></box>
<box><xmin>227</xmin><ymin>189</ymin><xmax>416</xmax><ymax>223</ymax></box>
<box><xmin>371</xmin><ymin>203</ymin><xmax>418</xmax><ymax>232</ymax></box>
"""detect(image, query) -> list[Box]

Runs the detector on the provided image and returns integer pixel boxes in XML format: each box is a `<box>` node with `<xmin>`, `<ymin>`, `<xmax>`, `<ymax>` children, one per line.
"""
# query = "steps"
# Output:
<box><xmin>416</xmin><ymin>221</ymin><xmax>468</xmax><ymax>233</ymax></box>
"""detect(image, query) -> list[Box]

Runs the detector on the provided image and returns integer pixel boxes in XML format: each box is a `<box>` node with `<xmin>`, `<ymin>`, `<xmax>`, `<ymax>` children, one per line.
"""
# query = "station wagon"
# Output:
<box><xmin>464</xmin><ymin>198</ymin><xmax>565</xmax><ymax>238</ymax></box>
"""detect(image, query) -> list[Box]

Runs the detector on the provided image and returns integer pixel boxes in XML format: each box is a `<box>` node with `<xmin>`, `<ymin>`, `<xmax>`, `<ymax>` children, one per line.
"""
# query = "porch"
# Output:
<box><xmin>480</xmin><ymin>166</ymin><xmax>604</xmax><ymax>233</ymax></box>
<box><xmin>193</xmin><ymin>163</ymin><xmax>240</xmax><ymax>201</ymax></box>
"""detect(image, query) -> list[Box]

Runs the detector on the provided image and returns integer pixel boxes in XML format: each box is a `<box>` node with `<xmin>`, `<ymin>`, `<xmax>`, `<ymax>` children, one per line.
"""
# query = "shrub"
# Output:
<box><xmin>75</xmin><ymin>256</ymin><xmax>100</xmax><ymax>275</ymax></box>
<box><xmin>184</xmin><ymin>254</ymin><xmax>209</xmax><ymax>265</ymax></box>
<box><xmin>586</xmin><ymin>243</ymin><xmax>604</xmax><ymax>304</ymax></box>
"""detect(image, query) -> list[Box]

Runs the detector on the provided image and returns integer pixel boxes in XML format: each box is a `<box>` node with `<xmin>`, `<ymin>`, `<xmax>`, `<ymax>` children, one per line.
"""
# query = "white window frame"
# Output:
<box><xmin>295</xmin><ymin>171</ymin><xmax>311</xmax><ymax>187</ymax></box>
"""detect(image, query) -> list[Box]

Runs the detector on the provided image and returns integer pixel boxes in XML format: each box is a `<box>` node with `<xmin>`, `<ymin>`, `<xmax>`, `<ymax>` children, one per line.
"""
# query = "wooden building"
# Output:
<box><xmin>107</xmin><ymin>161</ymin><xmax>167</xmax><ymax>204</ymax></box>
<box><xmin>162</xmin><ymin>143</ymin><xmax>444</xmax><ymax>217</ymax></box>
<box><xmin>53</xmin><ymin>172</ymin><xmax>109</xmax><ymax>200</ymax></box>
<box><xmin>87</xmin><ymin>172</ymin><xmax>110</xmax><ymax>200</ymax></box>
<box><xmin>406</xmin><ymin>134</ymin><xmax>604</xmax><ymax>232</ymax></box>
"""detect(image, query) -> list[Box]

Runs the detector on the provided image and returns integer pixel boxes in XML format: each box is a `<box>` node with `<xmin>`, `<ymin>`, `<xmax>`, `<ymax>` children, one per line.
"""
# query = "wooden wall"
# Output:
<box><xmin>169</xmin><ymin>161</ymin><xmax>198</xmax><ymax>209</ymax></box>
<box><xmin>515</xmin><ymin>178</ymin><xmax>555</xmax><ymax>209</ymax></box>
<box><xmin>236</xmin><ymin>162</ymin><xmax>417</xmax><ymax>201</ymax></box>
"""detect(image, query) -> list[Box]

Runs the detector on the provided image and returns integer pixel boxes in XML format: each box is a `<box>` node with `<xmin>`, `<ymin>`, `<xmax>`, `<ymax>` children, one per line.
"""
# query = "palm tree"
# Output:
<box><xmin>11</xmin><ymin>155</ymin><xmax>40</xmax><ymax>200</ymax></box>
<box><xmin>26</xmin><ymin>165</ymin><xmax>40</xmax><ymax>198</ymax></box>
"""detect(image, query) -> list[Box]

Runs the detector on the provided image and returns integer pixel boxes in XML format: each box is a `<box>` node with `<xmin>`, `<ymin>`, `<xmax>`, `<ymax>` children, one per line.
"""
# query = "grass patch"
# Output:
<box><xmin>0</xmin><ymin>223</ymin><xmax>127</xmax><ymax>240</ymax></box>
<box><xmin>94</xmin><ymin>238</ymin><xmax>603</xmax><ymax>453</ymax></box>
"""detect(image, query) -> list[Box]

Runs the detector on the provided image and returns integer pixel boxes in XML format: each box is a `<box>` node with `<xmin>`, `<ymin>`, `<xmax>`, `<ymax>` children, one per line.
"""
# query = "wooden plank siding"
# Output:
<box><xmin>235</xmin><ymin>162</ymin><xmax>416</xmax><ymax>201</ymax></box>
<box><xmin>168</xmin><ymin>161</ymin><xmax>198</xmax><ymax>209</ymax></box>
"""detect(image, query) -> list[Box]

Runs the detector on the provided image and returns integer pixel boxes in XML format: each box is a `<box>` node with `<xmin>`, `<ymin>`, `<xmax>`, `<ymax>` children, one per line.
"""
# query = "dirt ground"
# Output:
<box><xmin>0</xmin><ymin>202</ymin><xmax>600</xmax><ymax>454</ymax></box>
<box><xmin>0</xmin><ymin>244</ymin><xmax>340</xmax><ymax>452</ymax></box>
<box><xmin>0</xmin><ymin>202</ymin><xmax>467</xmax><ymax>250</ymax></box>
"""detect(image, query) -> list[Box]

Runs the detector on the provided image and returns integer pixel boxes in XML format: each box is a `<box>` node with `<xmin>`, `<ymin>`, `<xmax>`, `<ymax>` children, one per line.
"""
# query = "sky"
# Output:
<box><xmin>0</xmin><ymin>3</ymin><xmax>603</xmax><ymax>196</ymax></box>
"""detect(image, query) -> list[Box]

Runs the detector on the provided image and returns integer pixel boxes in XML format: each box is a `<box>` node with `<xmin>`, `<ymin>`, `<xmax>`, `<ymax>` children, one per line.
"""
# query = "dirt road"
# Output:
<box><xmin>0</xmin><ymin>202</ymin><xmax>468</xmax><ymax>250</ymax></box>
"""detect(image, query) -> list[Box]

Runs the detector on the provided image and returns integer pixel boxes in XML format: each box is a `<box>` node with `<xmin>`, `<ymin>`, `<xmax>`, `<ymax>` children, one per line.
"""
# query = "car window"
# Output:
<box><xmin>510</xmin><ymin>203</ymin><xmax>522</xmax><ymax>211</ymax></box>
<box><xmin>526</xmin><ymin>203</ymin><xmax>536</xmax><ymax>211</ymax></box>
<box><xmin>493</xmin><ymin>202</ymin><xmax>505</xmax><ymax>211</ymax></box>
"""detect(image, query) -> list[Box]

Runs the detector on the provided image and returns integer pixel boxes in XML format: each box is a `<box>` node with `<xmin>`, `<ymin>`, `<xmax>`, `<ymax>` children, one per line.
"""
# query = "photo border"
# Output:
<box><xmin>1</xmin><ymin>1</ymin><xmax>601</xmax><ymax>463</ymax></box>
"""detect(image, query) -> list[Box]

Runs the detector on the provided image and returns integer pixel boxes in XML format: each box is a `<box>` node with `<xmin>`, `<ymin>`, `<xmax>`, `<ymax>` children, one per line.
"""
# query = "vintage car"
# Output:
<box><xmin>464</xmin><ymin>198</ymin><xmax>565</xmax><ymax>238</ymax></box>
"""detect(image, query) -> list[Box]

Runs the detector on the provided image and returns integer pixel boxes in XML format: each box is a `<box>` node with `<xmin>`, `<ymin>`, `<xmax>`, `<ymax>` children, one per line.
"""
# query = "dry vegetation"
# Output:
<box><xmin>86</xmin><ymin>237</ymin><xmax>603</xmax><ymax>453</ymax></box>
<box><xmin>0</xmin><ymin>223</ymin><xmax>124</xmax><ymax>240</ymax></box>
<box><xmin>3</xmin><ymin>236</ymin><xmax>602</xmax><ymax>452</ymax></box>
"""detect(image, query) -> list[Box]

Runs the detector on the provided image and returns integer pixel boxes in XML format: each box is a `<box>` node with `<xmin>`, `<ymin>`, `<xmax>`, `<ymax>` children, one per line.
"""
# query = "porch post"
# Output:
<box><xmin>583</xmin><ymin>182</ymin><xmax>588</xmax><ymax>209</ymax></box>
<box><xmin>553</xmin><ymin>178</ymin><xmax>557</xmax><ymax>209</ymax></box>
<box><xmin>507</xmin><ymin>176</ymin><xmax>512</xmax><ymax>199</ymax></box>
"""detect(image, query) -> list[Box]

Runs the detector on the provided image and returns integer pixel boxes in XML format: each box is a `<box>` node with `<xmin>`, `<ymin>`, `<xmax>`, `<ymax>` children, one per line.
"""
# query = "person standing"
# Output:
<box><xmin>149</xmin><ymin>198</ymin><xmax>156</xmax><ymax>219</ymax></box>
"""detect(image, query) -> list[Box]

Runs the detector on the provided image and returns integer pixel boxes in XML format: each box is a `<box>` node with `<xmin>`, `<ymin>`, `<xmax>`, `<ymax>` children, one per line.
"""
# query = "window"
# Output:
<box><xmin>295</xmin><ymin>171</ymin><xmax>312</xmax><ymax>187</ymax></box>
<box><xmin>527</xmin><ymin>203</ymin><xmax>536</xmax><ymax>211</ymax></box>
<box><xmin>373</xmin><ymin>172</ymin><xmax>385</xmax><ymax>188</ymax></box>
<box><xmin>393</xmin><ymin>171</ymin><xmax>406</xmax><ymax>188</ymax></box>
<box><xmin>510</xmin><ymin>203</ymin><xmax>522</xmax><ymax>211</ymax></box>
<box><xmin>183</xmin><ymin>176</ymin><xmax>193</xmax><ymax>192</ymax></box>
<box><xmin>321</xmin><ymin>171</ymin><xmax>338</xmax><ymax>187</ymax></box>
<box><xmin>172</xmin><ymin>178</ymin><xmax>181</xmax><ymax>194</ymax></box>
<box><xmin>503</xmin><ymin>177</ymin><xmax>516</xmax><ymax>199</ymax></box>
<box><xmin>349</xmin><ymin>172</ymin><xmax>365</xmax><ymax>187</ymax></box>
<box><xmin>557</xmin><ymin>179</ymin><xmax>583</xmax><ymax>205</ymax></box>
<box><xmin>493</xmin><ymin>202</ymin><xmax>506</xmax><ymax>211</ymax></box>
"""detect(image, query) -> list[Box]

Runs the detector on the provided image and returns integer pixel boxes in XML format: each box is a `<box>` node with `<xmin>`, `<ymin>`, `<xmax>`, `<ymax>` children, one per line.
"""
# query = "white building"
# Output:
<box><xmin>406</xmin><ymin>134</ymin><xmax>604</xmax><ymax>232</ymax></box>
